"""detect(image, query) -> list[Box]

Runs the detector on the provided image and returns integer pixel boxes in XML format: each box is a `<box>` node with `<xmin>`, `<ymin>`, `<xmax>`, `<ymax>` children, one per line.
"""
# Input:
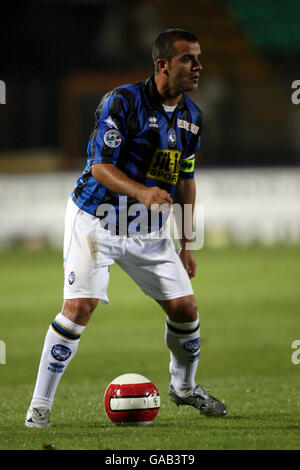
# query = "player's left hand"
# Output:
<box><xmin>179</xmin><ymin>248</ymin><xmax>197</xmax><ymax>279</ymax></box>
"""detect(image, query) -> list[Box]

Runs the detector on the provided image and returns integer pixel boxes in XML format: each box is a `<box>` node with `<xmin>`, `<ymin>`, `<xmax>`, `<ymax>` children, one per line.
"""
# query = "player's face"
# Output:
<box><xmin>167</xmin><ymin>40</ymin><xmax>202</xmax><ymax>93</ymax></box>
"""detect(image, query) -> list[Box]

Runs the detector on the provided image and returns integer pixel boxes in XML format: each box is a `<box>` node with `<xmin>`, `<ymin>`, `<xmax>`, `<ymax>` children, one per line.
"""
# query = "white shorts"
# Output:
<box><xmin>63</xmin><ymin>199</ymin><xmax>193</xmax><ymax>304</ymax></box>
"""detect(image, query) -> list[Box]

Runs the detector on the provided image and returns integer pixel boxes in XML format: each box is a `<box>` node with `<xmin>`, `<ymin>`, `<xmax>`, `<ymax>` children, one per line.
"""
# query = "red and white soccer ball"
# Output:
<box><xmin>104</xmin><ymin>373</ymin><xmax>160</xmax><ymax>425</ymax></box>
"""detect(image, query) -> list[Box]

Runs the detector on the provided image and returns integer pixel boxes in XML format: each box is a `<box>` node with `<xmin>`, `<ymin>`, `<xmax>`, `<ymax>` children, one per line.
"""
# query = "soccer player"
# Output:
<box><xmin>25</xmin><ymin>28</ymin><xmax>227</xmax><ymax>427</ymax></box>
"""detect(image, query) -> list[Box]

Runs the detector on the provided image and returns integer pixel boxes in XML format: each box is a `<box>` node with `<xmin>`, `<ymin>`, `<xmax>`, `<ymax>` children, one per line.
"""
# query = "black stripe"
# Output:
<box><xmin>189</xmin><ymin>108</ymin><xmax>203</xmax><ymax>150</ymax></box>
<box><xmin>51</xmin><ymin>321</ymin><xmax>81</xmax><ymax>340</ymax></box>
<box><xmin>72</xmin><ymin>168</ymin><xmax>93</xmax><ymax>205</ymax></box>
<box><xmin>166</xmin><ymin>321</ymin><xmax>200</xmax><ymax>335</ymax></box>
<box><xmin>179</xmin><ymin>108</ymin><xmax>190</xmax><ymax>151</ymax></box>
<box><xmin>117</xmin><ymin>87</ymin><xmax>139</xmax><ymax>136</ymax></box>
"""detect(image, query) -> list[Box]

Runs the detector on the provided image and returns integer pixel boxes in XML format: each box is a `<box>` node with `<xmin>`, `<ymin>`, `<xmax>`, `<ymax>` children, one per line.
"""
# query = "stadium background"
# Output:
<box><xmin>0</xmin><ymin>0</ymin><xmax>300</xmax><ymax>451</ymax></box>
<box><xmin>0</xmin><ymin>0</ymin><xmax>300</xmax><ymax>245</ymax></box>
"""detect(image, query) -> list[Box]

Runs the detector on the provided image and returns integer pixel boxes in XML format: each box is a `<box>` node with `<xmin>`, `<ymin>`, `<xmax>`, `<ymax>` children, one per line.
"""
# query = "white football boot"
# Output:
<box><xmin>25</xmin><ymin>404</ymin><xmax>51</xmax><ymax>428</ymax></box>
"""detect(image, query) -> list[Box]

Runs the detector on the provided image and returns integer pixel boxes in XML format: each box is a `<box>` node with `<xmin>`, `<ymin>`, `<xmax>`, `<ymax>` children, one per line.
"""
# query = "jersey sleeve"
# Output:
<box><xmin>179</xmin><ymin>111</ymin><xmax>203</xmax><ymax>180</ymax></box>
<box><xmin>88</xmin><ymin>90</ymin><xmax>131</xmax><ymax>166</ymax></box>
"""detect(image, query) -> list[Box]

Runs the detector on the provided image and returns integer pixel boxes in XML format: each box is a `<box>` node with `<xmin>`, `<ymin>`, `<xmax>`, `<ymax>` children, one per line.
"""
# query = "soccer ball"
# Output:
<box><xmin>104</xmin><ymin>373</ymin><xmax>160</xmax><ymax>425</ymax></box>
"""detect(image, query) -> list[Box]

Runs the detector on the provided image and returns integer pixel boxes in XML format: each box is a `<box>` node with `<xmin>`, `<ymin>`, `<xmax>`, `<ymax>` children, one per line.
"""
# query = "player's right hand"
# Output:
<box><xmin>137</xmin><ymin>186</ymin><xmax>173</xmax><ymax>211</ymax></box>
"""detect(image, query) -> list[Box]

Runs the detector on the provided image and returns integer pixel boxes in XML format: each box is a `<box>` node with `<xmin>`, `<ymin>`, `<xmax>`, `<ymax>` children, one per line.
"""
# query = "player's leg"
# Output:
<box><xmin>119</xmin><ymin>236</ymin><xmax>227</xmax><ymax>417</ymax></box>
<box><xmin>25</xmin><ymin>199</ymin><xmax>111</xmax><ymax>427</ymax></box>
<box><xmin>156</xmin><ymin>294</ymin><xmax>200</xmax><ymax>395</ymax></box>
<box><xmin>25</xmin><ymin>298</ymin><xmax>98</xmax><ymax>428</ymax></box>
<box><xmin>157</xmin><ymin>294</ymin><xmax>227</xmax><ymax>416</ymax></box>
<box><xmin>118</xmin><ymin>237</ymin><xmax>200</xmax><ymax>394</ymax></box>
<box><xmin>61</xmin><ymin>298</ymin><xmax>97</xmax><ymax>325</ymax></box>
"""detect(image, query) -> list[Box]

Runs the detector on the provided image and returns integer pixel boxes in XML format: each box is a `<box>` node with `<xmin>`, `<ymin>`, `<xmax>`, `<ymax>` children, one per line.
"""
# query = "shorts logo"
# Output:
<box><xmin>104</xmin><ymin>129</ymin><xmax>122</xmax><ymax>148</ymax></box>
<box><xmin>68</xmin><ymin>271</ymin><xmax>75</xmax><ymax>285</ymax></box>
<box><xmin>51</xmin><ymin>344</ymin><xmax>72</xmax><ymax>361</ymax></box>
<box><xmin>168</xmin><ymin>128</ymin><xmax>177</xmax><ymax>147</ymax></box>
<box><xmin>146</xmin><ymin>148</ymin><xmax>181</xmax><ymax>185</ymax></box>
<box><xmin>183</xmin><ymin>337</ymin><xmax>200</xmax><ymax>353</ymax></box>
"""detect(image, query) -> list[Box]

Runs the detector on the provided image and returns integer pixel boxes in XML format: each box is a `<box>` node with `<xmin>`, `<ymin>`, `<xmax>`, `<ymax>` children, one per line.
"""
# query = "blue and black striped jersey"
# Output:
<box><xmin>72</xmin><ymin>75</ymin><xmax>203</xmax><ymax>234</ymax></box>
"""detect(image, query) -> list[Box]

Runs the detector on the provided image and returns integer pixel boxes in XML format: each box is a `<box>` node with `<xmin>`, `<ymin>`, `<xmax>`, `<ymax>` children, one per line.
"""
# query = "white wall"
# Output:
<box><xmin>0</xmin><ymin>168</ymin><xmax>299</xmax><ymax>247</ymax></box>
<box><xmin>195</xmin><ymin>168</ymin><xmax>300</xmax><ymax>246</ymax></box>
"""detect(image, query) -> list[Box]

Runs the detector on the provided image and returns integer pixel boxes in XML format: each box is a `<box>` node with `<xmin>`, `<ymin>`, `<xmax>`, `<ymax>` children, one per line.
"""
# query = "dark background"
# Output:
<box><xmin>1</xmin><ymin>0</ymin><xmax>300</xmax><ymax>170</ymax></box>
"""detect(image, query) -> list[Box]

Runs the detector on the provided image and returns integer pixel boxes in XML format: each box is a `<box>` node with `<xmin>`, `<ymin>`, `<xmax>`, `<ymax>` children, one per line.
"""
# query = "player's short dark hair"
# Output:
<box><xmin>152</xmin><ymin>28</ymin><xmax>199</xmax><ymax>74</ymax></box>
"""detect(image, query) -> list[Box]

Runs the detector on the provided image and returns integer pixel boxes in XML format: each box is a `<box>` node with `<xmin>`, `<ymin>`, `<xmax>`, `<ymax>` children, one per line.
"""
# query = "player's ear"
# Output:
<box><xmin>156</xmin><ymin>58</ymin><xmax>169</xmax><ymax>75</ymax></box>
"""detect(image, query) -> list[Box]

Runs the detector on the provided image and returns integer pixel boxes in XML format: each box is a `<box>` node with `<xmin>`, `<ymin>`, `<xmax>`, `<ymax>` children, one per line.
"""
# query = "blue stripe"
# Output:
<box><xmin>51</xmin><ymin>321</ymin><xmax>81</xmax><ymax>340</ymax></box>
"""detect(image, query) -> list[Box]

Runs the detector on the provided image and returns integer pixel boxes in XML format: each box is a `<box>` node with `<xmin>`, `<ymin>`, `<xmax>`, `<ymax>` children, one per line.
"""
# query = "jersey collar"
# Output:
<box><xmin>144</xmin><ymin>75</ymin><xmax>186</xmax><ymax>113</ymax></box>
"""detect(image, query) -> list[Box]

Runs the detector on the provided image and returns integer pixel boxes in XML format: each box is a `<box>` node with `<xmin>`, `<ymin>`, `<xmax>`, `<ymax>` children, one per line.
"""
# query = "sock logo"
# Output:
<box><xmin>183</xmin><ymin>338</ymin><xmax>200</xmax><ymax>353</ymax></box>
<box><xmin>188</xmin><ymin>352</ymin><xmax>200</xmax><ymax>363</ymax></box>
<box><xmin>51</xmin><ymin>344</ymin><xmax>71</xmax><ymax>361</ymax></box>
<box><xmin>48</xmin><ymin>362</ymin><xmax>65</xmax><ymax>373</ymax></box>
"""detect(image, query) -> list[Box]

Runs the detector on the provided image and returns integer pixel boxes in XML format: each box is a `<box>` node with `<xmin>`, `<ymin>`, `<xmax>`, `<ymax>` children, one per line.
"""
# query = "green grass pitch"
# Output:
<box><xmin>0</xmin><ymin>244</ymin><xmax>299</xmax><ymax>450</ymax></box>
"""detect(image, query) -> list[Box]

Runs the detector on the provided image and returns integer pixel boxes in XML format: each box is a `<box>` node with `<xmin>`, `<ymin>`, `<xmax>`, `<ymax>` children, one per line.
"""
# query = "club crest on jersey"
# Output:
<box><xmin>168</xmin><ymin>128</ymin><xmax>177</xmax><ymax>147</ymax></box>
<box><xmin>146</xmin><ymin>148</ymin><xmax>181</xmax><ymax>185</ymax></box>
<box><xmin>68</xmin><ymin>271</ymin><xmax>75</xmax><ymax>285</ymax></box>
<box><xmin>104</xmin><ymin>129</ymin><xmax>122</xmax><ymax>148</ymax></box>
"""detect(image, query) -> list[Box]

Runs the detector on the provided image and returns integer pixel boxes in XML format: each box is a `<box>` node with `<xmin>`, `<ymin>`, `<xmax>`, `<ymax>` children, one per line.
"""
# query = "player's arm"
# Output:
<box><xmin>174</xmin><ymin>176</ymin><xmax>197</xmax><ymax>279</ymax></box>
<box><xmin>92</xmin><ymin>163</ymin><xmax>172</xmax><ymax>210</ymax></box>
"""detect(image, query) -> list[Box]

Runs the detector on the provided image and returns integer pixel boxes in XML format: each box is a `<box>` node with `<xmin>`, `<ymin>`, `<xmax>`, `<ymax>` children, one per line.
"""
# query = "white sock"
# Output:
<box><xmin>30</xmin><ymin>313</ymin><xmax>85</xmax><ymax>409</ymax></box>
<box><xmin>165</xmin><ymin>314</ymin><xmax>200</xmax><ymax>394</ymax></box>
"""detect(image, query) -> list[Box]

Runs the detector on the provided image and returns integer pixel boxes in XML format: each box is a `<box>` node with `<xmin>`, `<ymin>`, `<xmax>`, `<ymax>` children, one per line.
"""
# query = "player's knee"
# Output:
<box><xmin>61</xmin><ymin>298</ymin><xmax>98</xmax><ymax>325</ymax></box>
<box><xmin>165</xmin><ymin>297</ymin><xmax>198</xmax><ymax>323</ymax></box>
<box><xmin>180</xmin><ymin>299</ymin><xmax>198</xmax><ymax>322</ymax></box>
